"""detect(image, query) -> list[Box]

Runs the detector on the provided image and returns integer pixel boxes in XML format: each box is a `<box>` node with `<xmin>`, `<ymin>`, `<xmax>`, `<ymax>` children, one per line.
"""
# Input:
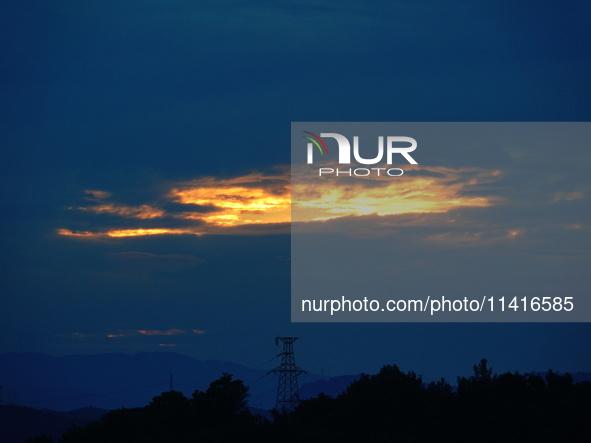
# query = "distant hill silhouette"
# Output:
<box><xmin>0</xmin><ymin>352</ymin><xmax>324</xmax><ymax>411</ymax></box>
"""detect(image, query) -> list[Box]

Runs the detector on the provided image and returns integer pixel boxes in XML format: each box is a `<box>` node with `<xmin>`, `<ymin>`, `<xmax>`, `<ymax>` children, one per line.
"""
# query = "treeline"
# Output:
<box><xmin>32</xmin><ymin>360</ymin><xmax>591</xmax><ymax>443</ymax></box>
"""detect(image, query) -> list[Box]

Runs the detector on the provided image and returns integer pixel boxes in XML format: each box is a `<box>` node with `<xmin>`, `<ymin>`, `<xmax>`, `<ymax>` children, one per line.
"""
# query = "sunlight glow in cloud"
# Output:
<box><xmin>75</xmin><ymin>204</ymin><xmax>165</xmax><ymax>219</ymax></box>
<box><xmin>59</xmin><ymin>172</ymin><xmax>290</xmax><ymax>238</ymax></box>
<box><xmin>58</xmin><ymin>167</ymin><xmax>502</xmax><ymax>239</ymax></box>
<box><xmin>107</xmin><ymin>228</ymin><xmax>199</xmax><ymax>237</ymax></box>
<box><xmin>58</xmin><ymin>228</ymin><xmax>201</xmax><ymax>238</ymax></box>
<box><xmin>169</xmin><ymin>174</ymin><xmax>291</xmax><ymax>227</ymax></box>
<box><xmin>57</xmin><ymin>229</ymin><xmax>99</xmax><ymax>237</ymax></box>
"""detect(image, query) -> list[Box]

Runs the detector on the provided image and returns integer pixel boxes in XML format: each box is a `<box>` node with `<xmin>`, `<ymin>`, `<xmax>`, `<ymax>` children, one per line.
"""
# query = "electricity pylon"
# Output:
<box><xmin>269</xmin><ymin>337</ymin><xmax>306</xmax><ymax>414</ymax></box>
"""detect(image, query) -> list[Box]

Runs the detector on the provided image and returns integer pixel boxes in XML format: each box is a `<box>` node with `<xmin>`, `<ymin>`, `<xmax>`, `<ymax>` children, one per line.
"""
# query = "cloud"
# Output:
<box><xmin>138</xmin><ymin>329</ymin><xmax>185</xmax><ymax>336</ymax></box>
<box><xmin>106</xmin><ymin>329</ymin><xmax>206</xmax><ymax>338</ymax></box>
<box><xmin>169</xmin><ymin>172</ymin><xmax>291</xmax><ymax>227</ymax></box>
<box><xmin>75</xmin><ymin>203</ymin><xmax>165</xmax><ymax>219</ymax></box>
<box><xmin>56</xmin><ymin>229</ymin><xmax>101</xmax><ymax>238</ymax></box>
<box><xmin>106</xmin><ymin>228</ymin><xmax>200</xmax><ymax>237</ymax></box>
<box><xmin>84</xmin><ymin>190</ymin><xmax>111</xmax><ymax>201</ymax></box>
<box><xmin>292</xmin><ymin>165</ymin><xmax>501</xmax><ymax>223</ymax></box>
<box><xmin>563</xmin><ymin>224</ymin><xmax>587</xmax><ymax>231</ymax></box>
<box><xmin>549</xmin><ymin>191</ymin><xmax>585</xmax><ymax>203</ymax></box>
<box><xmin>423</xmin><ymin>228</ymin><xmax>525</xmax><ymax>247</ymax></box>
<box><xmin>107</xmin><ymin>333</ymin><xmax>126</xmax><ymax>338</ymax></box>
<box><xmin>58</xmin><ymin>166</ymin><xmax>505</xmax><ymax>239</ymax></box>
<box><xmin>58</xmin><ymin>227</ymin><xmax>201</xmax><ymax>238</ymax></box>
<box><xmin>58</xmin><ymin>328</ymin><xmax>207</xmax><ymax>340</ymax></box>
<box><xmin>56</xmin><ymin>160</ymin><xmax>588</xmax><ymax>249</ymax></box>
<box><xmin>58</xmin><ymin>171</ymin><xmax>290</xmax><ymax>238</ymax></box>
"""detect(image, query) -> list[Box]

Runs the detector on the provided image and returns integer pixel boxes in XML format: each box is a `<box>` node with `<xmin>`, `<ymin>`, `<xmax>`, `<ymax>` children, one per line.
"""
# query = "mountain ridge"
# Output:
<box><xmin>0</xmin><ymin>351</ymin><xmax>322</xmax><ymax>412</ymax></box>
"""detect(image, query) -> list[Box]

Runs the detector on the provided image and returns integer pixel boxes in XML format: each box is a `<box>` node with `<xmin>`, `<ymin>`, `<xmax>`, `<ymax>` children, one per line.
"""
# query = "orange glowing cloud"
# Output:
<box><xmin>56</xmin><ymin>229</ymin><xmax>98</xmax><ymax>237</ymax></box>
<box><xmin>84</xmin><ymin>189</ymin><xmax>111</xmax><ymax>201</ymax></box>
<box><xmin>107</xmin><ymin>333</ymin><xmax>126</xmax><ymax>338</ymax></box>
<box><xmin>58</xmin><ymin>167</ymin><xmax>503</xmax><ymax>239</ymax></box>
<box><xmin>107</xmin><ymin>228</ymin><xmax>199</xmax><ymax>237</ymax></box>
<box><xmin>58</xmin><ymin>172</ymin><xmax>290</xmax><ymax>238</ymax></box>
<box><xmin>169</xmin><ymin>173</ymin><xmax>291</xmax><ymax>227</ymax></box>
<box><xmin>75</xmin><ymin>203</ymin><xmax>165</xmax><ymax>219</ymax></box>
<box><xmin>58</xmin><ymin>228</ymin><xmax>201</xmax><ymax>238</ymax></box>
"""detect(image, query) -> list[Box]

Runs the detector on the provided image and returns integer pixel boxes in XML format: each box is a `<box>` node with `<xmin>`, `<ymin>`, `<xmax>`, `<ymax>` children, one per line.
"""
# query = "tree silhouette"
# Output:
<box><xmin>192</xmin><ymin>372</ymin><xmax>248</xmax><ymax>418</ymax></box>
<box><xmin>26</xmin><ymin>436</ymin><xmax>53</xmax><ymax>443</ymax></box>
<box><xmin>58</xmin><ymin>362</ymin><xmax>591</xmax><ymax>443</ymax></box>
<box><xmin>60</xmin><ymin>373</ymin><xmax>257</xmax><ymax>443</ymax></box>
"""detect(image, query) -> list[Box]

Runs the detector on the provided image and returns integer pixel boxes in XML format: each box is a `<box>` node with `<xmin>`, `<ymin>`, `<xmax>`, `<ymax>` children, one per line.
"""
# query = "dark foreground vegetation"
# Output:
<box><xmin>31</xmin><ymin>360</ymin><xmax>591</xmax><ymax>443</ymax></box>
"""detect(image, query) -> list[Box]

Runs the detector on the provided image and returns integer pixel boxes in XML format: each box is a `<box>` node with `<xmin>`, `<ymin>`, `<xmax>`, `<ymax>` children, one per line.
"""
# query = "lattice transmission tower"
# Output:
<box><xmin>269</xmin><ymin>337</ymin><xmax>306</xmax><ymax>414</ymax></box>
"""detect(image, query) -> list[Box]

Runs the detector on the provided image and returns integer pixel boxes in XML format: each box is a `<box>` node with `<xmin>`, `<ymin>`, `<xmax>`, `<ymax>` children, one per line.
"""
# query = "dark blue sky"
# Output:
<box><xmin>1</xmin><ymin>0</ymin><xmax>590</xmax><ymax>382</ymax></box>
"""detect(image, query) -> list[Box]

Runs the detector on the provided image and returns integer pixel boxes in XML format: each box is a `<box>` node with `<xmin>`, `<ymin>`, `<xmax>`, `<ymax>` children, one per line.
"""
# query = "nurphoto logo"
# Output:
<box><xmin>303</xmin><ymin>131</ymin><xmax>418</xmax><ymax>177</ymax></box>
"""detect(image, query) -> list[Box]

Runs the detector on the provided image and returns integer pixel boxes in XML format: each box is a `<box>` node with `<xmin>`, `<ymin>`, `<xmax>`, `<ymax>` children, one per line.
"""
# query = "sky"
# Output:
<box><xmin>1</xmin><ymin>0</ymin><xmax>590</xmax><ymax>384</ymax></box>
